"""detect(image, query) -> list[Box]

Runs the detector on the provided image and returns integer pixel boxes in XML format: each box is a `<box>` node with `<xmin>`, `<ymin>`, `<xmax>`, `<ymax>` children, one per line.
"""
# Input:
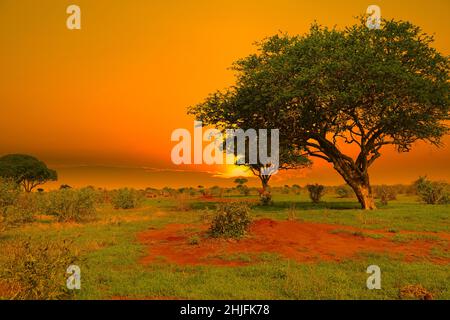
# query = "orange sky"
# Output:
<box><xmin>0</xmin><ymin>0</ymin><xmax>449</xmax><ymax>189</ymax></box>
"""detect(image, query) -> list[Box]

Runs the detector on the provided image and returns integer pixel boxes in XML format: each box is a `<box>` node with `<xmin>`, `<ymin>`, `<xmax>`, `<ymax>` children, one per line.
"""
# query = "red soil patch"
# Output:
<box><xmin>137</xmin><ymin>219</ymin><xmax>450</xmax><ymax>266</ymax></box>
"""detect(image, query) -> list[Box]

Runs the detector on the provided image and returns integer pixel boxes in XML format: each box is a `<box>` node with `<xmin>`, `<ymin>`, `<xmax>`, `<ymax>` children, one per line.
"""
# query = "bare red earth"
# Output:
<box><xmin>137</xmin><ymin>219</ymin><xmax>450</xmax><ymax>266</ymax></box>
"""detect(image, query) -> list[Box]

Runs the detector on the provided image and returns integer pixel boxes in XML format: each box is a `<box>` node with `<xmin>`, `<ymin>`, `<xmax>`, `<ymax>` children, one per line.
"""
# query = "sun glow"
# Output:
<box><xmin>217</xmin><ymin>165</ymin><xmax>253</xmax><ymax>178</ymax></box>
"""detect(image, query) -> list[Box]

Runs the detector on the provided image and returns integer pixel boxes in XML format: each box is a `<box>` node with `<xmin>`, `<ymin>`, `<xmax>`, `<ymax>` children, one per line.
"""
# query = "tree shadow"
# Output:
<box><xmin>256</xmin><ymin>200</ymin><xmax>361</xmax><ymax>211</ymax></box>
<box><xmin>190</xmin><ymin>199</ymin><xmax>361</xmax><ymax>211</ymax></box>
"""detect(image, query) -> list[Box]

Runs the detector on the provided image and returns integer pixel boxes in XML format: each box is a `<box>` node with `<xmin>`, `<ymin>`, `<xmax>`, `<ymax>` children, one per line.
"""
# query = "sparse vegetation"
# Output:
<box><xmin>0</xmin><ymin>191</ymin><xmax>449</xmax><ymax>300</ymax></box>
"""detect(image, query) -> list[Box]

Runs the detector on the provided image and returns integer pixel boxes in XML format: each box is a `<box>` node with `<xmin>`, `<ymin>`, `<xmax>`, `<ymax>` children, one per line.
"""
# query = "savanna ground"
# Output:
<box><xmin>0</xmin><ymin>192</ymin><xmax>449</xmax><ymax>300</ymax></box>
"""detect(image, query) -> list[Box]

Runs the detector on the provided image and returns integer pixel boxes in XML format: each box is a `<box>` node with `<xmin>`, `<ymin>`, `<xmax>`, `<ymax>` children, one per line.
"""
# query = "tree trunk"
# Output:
<box><xmin>258</xmin><ymin>175</ymin><xmax>272</xmax><ymax>205</ymax></box>
<box><xmin>334</xmin><ymin>164</ymin><xmax>376</xmax><ymax>210</ymax></box>
<box><xmin>351</xmin><ymin>181</ymin><xmax>376</xmax><ymax>210</ymax></box>
<box><xmin>261</xmin><ymin>180</ymin><xmax>269</xmax><ymax>192</ymax></box>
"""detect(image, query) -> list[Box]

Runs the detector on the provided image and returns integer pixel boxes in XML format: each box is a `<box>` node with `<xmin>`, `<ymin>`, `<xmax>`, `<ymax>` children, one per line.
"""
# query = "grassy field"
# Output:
<box><xmin>0</xmin><ymin>193</ymin><xmax>449</xmax><ymax>300</ymax></box>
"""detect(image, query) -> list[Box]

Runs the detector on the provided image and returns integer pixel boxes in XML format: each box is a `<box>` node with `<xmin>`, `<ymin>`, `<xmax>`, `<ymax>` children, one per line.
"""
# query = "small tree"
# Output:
<box><xmin>291</xmin><ymin>184</ymin><xmax>302</xmax><ymax>195</ymax></box>
<box><xmin>0</xmin><ymin>154</ymin><xmax>57</xmax><ymax>192</ymax></box>
<box><xmin>234</xmin><ymin>178</ymin><xmax>250</xmax><ymax>196</ymax></box>
<box><xmin>307</xmin><ymin>184</ymin><xmax>325</xmax><ymax>203</ymax></box>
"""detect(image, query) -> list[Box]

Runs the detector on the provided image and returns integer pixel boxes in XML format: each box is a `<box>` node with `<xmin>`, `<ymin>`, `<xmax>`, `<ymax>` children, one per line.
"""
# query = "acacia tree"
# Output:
<box><xmin>190</xmin><ymin>18</ymin><xmax>449</xmax><ymax>210</ymax></box>
<box><xmin>0</xmin><ymin>154</ymin><xmax>57</xmax><ymax>192</ymax></box>
<box><xmin>190</xmin><ymin>82</ymin><xmax>310</xmax><ymax>200</ymax></box>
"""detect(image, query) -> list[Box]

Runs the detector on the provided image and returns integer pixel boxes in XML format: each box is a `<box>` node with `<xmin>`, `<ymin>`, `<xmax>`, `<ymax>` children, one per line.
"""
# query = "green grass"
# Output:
<box><xmin>0</xmin><ymin>194</ymin><xmax>449</xmax><ymax>300</ymax></box>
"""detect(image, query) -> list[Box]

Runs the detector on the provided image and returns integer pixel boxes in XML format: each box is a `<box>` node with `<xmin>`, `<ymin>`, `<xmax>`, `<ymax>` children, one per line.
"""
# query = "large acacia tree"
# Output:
<box><xmin>0</xmin><ymin>154</ymin><xmax>57</xmax><ymax>192</ymax></box>
<box><xmin>190</xmin><ymin>18</ymin><xmax>449</xmax><ymax>210</ymax></box>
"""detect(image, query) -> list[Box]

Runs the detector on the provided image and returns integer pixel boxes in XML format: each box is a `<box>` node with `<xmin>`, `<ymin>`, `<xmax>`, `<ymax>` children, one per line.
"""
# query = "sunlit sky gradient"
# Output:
<box><xmin>0</xmin><ymin>0</ymin><xmax>449</xmax><ymax>189</ymax></box>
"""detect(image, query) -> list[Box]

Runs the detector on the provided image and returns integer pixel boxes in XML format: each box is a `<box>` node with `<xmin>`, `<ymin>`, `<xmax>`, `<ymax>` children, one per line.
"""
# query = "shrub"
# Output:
<box><xmin>414</xmin><ymin>177</ymin><xmax>449</xmax><ymax>204</ymax></box>
<box><xmin>374</xmin><ymin>185</ymin><xmax>398</xmax><ymax>205</ymax></box>
<box><xmin>174</xmin><ymin>193</ymin><xmax>191</xmax><ymax>211</ymax></box>
<box><xmin>336</xmin><ymin>185</ymin><xmax>354</xmax><ymax>198</ymax></box>
<box><xmin>209</xmin><ymin>203</ymin><xmax>252</xmax><ymax>238</ymax></box>
<box><xmin>44</xmin><ymin>188</ymin><xmax>97</xmax><ymax>222</ymax></box>
<box><xmin>0</xmin><ymin>239</ymin><xmax>78</xmax><ymax>300</ymax></box>
<box><xmin>111</xmin><ymin>188</ymin><xmax>143</xmax><ymax>209</ymax></box>
<box><xmin>307</xmin><ymin>184</ymin><xmax>325</xmax><ymax>203</ymax></box>
<box><xmin>209</xmin><ymin>186</ymin><xmax>223</xmax><ymax>198</ymax></box>
<box><xmin>291</xmin><ymin>184</ymin><xmax>301</xmax><ymax>195</ymax></box>
<box><xmin>399</xmin><ymin>284</ymin><xmax>434</xmax><ymax>300</ymax></box>
<box><xmin>259</xmin><ymin>191</ymin><xmax>273</xmax><ymax>206</ymax></box>
<box><xmin>0</xmin><ymin>179</ymin><xmax>36</xmax><ymax>227</ymax></box>
<box><xmin>281</xmin><ymin>185</ymin><xmax>290</xmax><ymax>194</ymax></box>
<box><xmin>237</xmin><ymin>185</ymin><xmax>250</xmax><ymax>196</ymax></box>
<box><xmin>2</xmin><ymin>193</ymin><xmax>37</xmax><ymax>226</ymax></box>
<box><xmin>0</xmin><ymin>179</ymin><xmax>21</xmax><ymax>210</ymax></box>
<box><xmin>188</xmin><ymin>235</ymin><xmax>200</xmax><ymax>245</ymax></box>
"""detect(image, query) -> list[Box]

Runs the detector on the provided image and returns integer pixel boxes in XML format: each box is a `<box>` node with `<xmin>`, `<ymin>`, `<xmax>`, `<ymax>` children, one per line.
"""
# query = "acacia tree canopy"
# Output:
<box><xmin>189</xmin><ymin>18</ymin><xmax>449</xmax><ymax>210</ymax></box>
<box><xmin>0</xmin><ymin>154</ymin><xmax>58</xmax><ymax>192</ymax></box>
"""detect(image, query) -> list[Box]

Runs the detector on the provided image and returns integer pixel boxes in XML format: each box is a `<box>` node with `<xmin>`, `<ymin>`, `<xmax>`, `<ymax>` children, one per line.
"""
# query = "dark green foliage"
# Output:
<box><xmin>0</xmin><ymin>154</ymin><xmax>57</xmax><ymax>192</ymax></box>
<box><xmin>189</xmin><ymin>18</ymin><xmax>449</xmax><ymax>210</ymax></box>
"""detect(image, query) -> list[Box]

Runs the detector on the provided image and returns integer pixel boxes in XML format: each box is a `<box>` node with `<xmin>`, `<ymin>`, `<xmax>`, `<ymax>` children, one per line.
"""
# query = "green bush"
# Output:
<box><xmin>2</xmin><ymin>193</ymin><xmax>37</xmax><ymax>226</ymax></box>
<box><xmin>0</xmin><ymin>179</ymin><xmax>36</xmax><ymax>227</ymax></box>
<box><xmin>111</xmin><ymin>188</ymin><xmax>143</xmax><ymax>209</ymax></box>
<box><xmin>209</xmin><ymin>203</ymin><xmax>252</xmax><ymax>238</ymax></box>
<box><xmin>281</xmin><ymin>185</ymin><xmax>290</xmax><ymax>194</ymax></box>
<box><xmin>237</xmin><ymin>185</ymin><xmax>250</xmax><ymax>196</ymax></box>
<box><xmin>291</xmin><ymin>184</ymin><xmax>301</xmax><ymax>195</ymax></box>
<box><xmin>44</xmin><ymin>188</ymin><xmax>97</xmax><ymax>222</ymax></box>
<box><xmin>1</xmin><ymin>239</ymin><xmax>78</xmax><ymax>300</ymax></box>
<box><xmin>374</xmin><ymin>185</ymin><xmax>398</xmax><ymax>205</ymax></box>
<box><xmin>0</xmin><ymin>178</ymin><xmax>21</xmax><ymax>209</ymax></box>
<box><xmin>259</xmin><ymin>191</ymin><xmax>273</xmax><ymax>206</ymax></box>
<box><xmin>307</xmin><ymin>184</ymin><xmax>325</xmax><ymax>203</ymax></box>
<box><xmin>414</xmin><ymin>177</ymin><xmax>449</xmax><ymax>205</ymax></box>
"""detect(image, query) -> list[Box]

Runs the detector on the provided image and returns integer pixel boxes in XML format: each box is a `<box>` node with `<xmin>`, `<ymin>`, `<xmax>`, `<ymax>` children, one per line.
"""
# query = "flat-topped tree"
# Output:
<box><xmin>0</xmin><ymin>154</ymin><xmax>57</xmax><ymax>192</ymax></box>
<box><xmin>190</xmin><ymin>17</ymin><xmax>449</xmax><ymax>210</ymax></box>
